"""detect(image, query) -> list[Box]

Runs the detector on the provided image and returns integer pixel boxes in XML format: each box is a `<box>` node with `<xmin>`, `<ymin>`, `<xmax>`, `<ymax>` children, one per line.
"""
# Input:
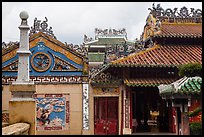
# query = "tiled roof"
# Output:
<box><xmin>155</xmin><ymin>23</ymin><xmax>202</xmax><ymax>38</ymax></box>
<box><xmin>86</xmin><ymin>38</ymin><xmax>134</xmax><ymax>45</ymax></box>
<box><xmin>86</xmin><ymin>38</ymin><xmax>127</xmax><ymax>45</ymax></box>
<box><xmin>159</xmin><ymin>76</ymin><xmax>202</xmax><ymax>97</ymax></box>
<box><xmin>88</xmin><ymin>53</ymin><xmax>105</xmax><ymax>62</ymax></box>
<box><xmin>124</xmin><ymin>78</ymin><xmax>177</xmax><ymax>87</ymax></box>
<box><xmin>111</xmin><ymin>44</ymin><xmax>201</xmax><ymax>67</ymax></box>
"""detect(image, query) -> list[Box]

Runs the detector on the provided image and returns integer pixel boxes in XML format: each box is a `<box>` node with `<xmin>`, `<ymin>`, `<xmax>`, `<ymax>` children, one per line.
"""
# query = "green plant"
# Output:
<box><xmin>189</xmin><ymin>122</ymin><xmax>202</xmax><ymax>135</ymax></box>
<box><xmin>178</xmin><ymin>63</ymin><xmax>202</xmax><ymax>77</ymax></box>
<box><xmin>188</xmin><ymin>107</ymin><xmax>202</xmax><ymax>117</ymax></box>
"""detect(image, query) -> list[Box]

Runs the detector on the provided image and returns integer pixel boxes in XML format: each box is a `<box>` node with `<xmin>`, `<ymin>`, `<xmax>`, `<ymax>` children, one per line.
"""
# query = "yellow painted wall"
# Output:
<box><xmin>35</xmin><ymin>84</ymin><xmax>83</xmax><ymax>135</ymax></box>
<box><xmin>2</xmin><ymin>83</ymin><xmax>124</xmax><ymax>135</ymax></box>
<box><xmin>9</xmin><ymin>100</ymin><xmax>36</xmax><ymax>135</ymax></box>
<box><xmin>2</xmin><ymin>84</ymin><xmax>83</xmax><ymax>135</ymax></box>
<box><xmin>2</xmin><ymin>85</ymin><xmax>11</xmax><ymax>111</ymax></box>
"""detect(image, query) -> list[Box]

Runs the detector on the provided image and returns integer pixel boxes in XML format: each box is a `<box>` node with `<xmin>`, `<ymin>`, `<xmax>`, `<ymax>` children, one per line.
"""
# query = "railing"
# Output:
<box><xmin>2</xmin><ymin>123</ymin><xmax>30</xmax><ymax>135</ymax></box>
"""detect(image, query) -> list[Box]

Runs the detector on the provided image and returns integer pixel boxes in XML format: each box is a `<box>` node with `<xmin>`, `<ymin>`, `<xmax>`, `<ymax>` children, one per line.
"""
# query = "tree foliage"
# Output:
<box><xmin>178</xmin><ymin>63</ymin><xmax>202</xmax><ymax>77</ymax></box>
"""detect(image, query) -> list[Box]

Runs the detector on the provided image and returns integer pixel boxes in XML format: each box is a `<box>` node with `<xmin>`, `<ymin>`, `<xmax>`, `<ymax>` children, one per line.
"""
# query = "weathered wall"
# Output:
<box><xmin>2</xmin><ymin>85</ymin><xmax>11</xmax><ymax>111</ymax></box>
<box><xmin>9</xmin><ymin>100</ymin><xmax>36</xmax><ymax>135</ymax></box>
<box><xmin>2</xmin><ymin>84</ymin><xmax>83</xmax><ymax>135</ymax></box>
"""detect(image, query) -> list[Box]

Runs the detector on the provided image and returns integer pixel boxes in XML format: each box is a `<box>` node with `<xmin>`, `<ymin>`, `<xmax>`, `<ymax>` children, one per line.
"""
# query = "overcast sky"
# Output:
<box><xmin>2</xmin><ymin>2</ymin><xmax>202</xmax><ymax>44</ymax></box>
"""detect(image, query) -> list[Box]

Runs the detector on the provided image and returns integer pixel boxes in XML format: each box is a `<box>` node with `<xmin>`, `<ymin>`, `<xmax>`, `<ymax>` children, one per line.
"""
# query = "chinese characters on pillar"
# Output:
<box><xmin>83</xmin><ymin>84</ymin><xmax>89</xmax><ymax>129</ymax></box>
<box><xmin>125</xmin><ymin>99</ymin><xmax>130</xmax><ymax>128</ymax></box>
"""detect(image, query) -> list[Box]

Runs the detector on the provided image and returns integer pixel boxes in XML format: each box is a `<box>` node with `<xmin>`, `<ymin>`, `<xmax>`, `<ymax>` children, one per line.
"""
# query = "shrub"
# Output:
<box><xmin>178</xmin><ymin>63</ymin><xmax>202</xmax><ymax>77</ymax></box>
<box><xmin>189</xmin><ymin>122</ymin><xmax>202</xmax><ymax>135</ymax></box>
<box><xmin>188</xmin><ymin>107</ymin><xmax>202</xmax><ymax>117</ymax></box>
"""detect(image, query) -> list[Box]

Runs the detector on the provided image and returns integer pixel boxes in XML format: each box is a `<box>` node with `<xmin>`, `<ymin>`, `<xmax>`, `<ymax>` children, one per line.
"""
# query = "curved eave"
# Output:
<box><xmin>126</xmin><ymin>83</ymin><xmax>159</xmax><ymax>87</ymax></box>
<box><xmin>110</xmin><ymin>64</ymin><xmax>178</xmax><ymax>68</ymax></box>
<box><xmin>153</xmin><ymin>34</ymin><xmax>202</xmax><ymax>39</ymax></box>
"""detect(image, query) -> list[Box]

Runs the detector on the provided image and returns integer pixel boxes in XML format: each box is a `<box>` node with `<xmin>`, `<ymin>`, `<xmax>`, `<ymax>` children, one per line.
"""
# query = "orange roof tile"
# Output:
<box><xmin>124</xmin><ymin>78</ymin><xmax>177</xmax><ymax>87</ymax></box>
<box><xmin>156</xmin><ymin>23</ymin><xmax>202</xmax><ymax>38</ymax></box>
<box><xmin>111</xmin><ymin>44</ymin><xmax>201</xmax><ymax>67</ymax></box>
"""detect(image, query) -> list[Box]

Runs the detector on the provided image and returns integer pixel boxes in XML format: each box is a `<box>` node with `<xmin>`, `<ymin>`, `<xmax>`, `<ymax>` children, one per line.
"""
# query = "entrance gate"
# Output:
<box><xmin>94</xmin><ymin>97</ymin><xmax>118</xmax><ymax>135</ymax></box>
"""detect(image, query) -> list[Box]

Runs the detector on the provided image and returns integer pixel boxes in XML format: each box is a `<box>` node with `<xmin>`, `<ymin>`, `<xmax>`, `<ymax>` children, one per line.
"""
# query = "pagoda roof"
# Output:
<box><xmin>142</xmin><ymin>4</ymin><xmax>202</xmax><ymax>41</ymax></box>
<box><xmin>111</xmin><ymin>44</ymin><xmax>201</xmax><ymax>67</ymax></box>
<box><xmin>155</xmin><ymin>23</ymin><xmax>202</xmax><ymax>38</ymax></box>
<box><xmin>124</xmin><ymin>78</ymin><xmax>177</xmax><ymax>87</ymax></box>
<box><xmin>158</xmin><ymin>76</ymin><xmax>202</xmax><ymax>97</ymax></box>
<box><xmin>85</xmin><ymin>37</ymin><xmax>134</xmax><ymax>45</ymax></box>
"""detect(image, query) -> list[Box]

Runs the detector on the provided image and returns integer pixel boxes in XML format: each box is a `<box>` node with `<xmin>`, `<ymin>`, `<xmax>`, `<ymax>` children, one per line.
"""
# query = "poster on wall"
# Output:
<box><xmin>33</xmin><ymin>93</ymin><xmax>70</xmax><ymax>130</ymax></box>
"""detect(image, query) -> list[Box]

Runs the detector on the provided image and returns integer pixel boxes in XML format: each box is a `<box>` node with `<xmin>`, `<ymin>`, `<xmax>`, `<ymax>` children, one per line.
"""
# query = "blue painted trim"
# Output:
<box><xmin>2</xmin><ymin>55</ymin><xmax>19</xmax><ymax>67</ymax></box>
<box><xmin>2</xmin><ymin>42</ymin><xmax>84</xmax><ymax>77</ymax></box>
<box><xmin>31</xmin><ymin>43</ymin><xmax>82</xmax><ymax>69</ymax></box>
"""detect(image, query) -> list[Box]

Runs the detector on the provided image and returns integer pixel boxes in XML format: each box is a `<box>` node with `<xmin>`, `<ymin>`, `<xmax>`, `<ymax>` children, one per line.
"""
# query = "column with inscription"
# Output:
<box><xmin>82</xmin><ymin>83</ymin><xmax>90</xmax><ymax>134</ymax></box>
<box><xmin>123</xmin><ymin>87</ymin><xmax>132</xmax><ymax>134</ymax></box>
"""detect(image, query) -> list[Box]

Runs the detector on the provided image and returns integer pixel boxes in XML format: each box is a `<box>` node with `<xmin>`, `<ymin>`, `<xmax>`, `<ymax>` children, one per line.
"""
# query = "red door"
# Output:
<box><xmin>94</xmin><ymin>97</ymin><xmax>118</xmax><ymax>135</ymax></box>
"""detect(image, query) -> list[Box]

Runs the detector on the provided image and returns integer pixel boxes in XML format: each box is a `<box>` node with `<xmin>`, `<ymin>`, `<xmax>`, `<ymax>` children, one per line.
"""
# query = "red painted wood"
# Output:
<box><xmin>94</xmin><ymin>97</ymin><xmax>119</xmax><ymax>135</ymax></box>
<box><xmin>130</xmin><ymin>91</ymin><xmax>132</xmax><ymax>131</ymax></box>
<box><xmin>172</xmin><ymin>107</ymin><xmax>176</xmax><ymax>133</ymax></box>
<box><xmin>121</xmin><ymin>90</ymin><xmax>124</xmax><ymax>135</ymax></box>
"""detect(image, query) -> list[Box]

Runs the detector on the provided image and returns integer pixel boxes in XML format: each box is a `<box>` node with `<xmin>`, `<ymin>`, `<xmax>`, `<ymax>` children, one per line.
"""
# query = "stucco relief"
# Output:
<box><xmin>33</xmin><ymin>93</ymin><xmax>70</xmax><ymax>130</ymax></box>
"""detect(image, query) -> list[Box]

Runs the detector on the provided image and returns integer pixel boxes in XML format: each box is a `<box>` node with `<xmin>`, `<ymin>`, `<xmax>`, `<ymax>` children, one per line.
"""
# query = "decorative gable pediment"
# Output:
<box><xmin>2</xmin><ymin>32</ymin><xmax>87</xmax><ymax>77</ymax></box>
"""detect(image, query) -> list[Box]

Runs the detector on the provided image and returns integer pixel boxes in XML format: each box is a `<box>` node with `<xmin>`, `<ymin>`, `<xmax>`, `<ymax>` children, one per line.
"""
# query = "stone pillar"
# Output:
<box><xmin>82</xmin><ymin>83</ymin><xmax>90</xmax><ymax>134</ymax></box>
<box><xmin>9</xmin><ymin>11</ymin><xmax>36</xmax><ymax>135</ymax></box>
<box><xmin>123</xmin><ymin>87</ymin><xmax>131</xmax><ymax>134</ymax></box>
<box><xmin>16</xmin><ymin>11</ymin><xmax>32</xmax><ymax>84</ymax></box>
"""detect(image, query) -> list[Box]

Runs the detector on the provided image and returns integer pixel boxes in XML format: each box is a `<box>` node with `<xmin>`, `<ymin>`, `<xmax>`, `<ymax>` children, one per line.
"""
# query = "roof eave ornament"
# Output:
<box><xmin>95</xmin><ymin>28</ymin><xmax>127</xmax><ymax>39</ymax></box>
<box><xmin>29</xmin><ymin>17</ymin><xmax>57</xmax><ymax>39</ymax></box>
<box><xmin>148</xmin><ymin>3</ymin><xmax>202</xmax><ymax>23</ymax></box>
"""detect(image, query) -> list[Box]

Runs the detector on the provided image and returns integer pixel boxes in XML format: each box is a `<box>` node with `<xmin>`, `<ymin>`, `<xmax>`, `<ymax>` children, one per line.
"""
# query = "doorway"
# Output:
<box><xmin>131</xmin><ymin>87</ymin><xmax>169</xmax><ymax>133</ymax></box>
<box><xmin>94</xmin><ymin>97</ymin><xmax>118</xmax><ymax>135</ymax></box>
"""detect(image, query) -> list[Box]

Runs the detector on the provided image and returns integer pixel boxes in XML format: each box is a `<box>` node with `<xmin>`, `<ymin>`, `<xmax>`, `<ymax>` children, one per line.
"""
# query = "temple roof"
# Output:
<box><xmin>124</xmin><ymin>78</ymin><xmax>177</xmax><ymax>87</ymax></box>
<box><xmin>84</xmin><ymin>28</ymin><xmax>135</xmax><ymax>45</ymax></box>
<box><xmin>158</xmin><ymin>76</ymin><xmax>202</xmax><ymax>97</ymax></box>
<box><xmin>142</xmin><ymin>4</ymin><xmax>202</xmax><ymax>41</ymax></box>
<box><xmin>88</xmin><ymin>53</ymin><xmax>105</xmax><ymax>62</ymax></box>
<box><xmin>2</xmin><ymin>32</ymin><xmax>88</xmax><ymax>58</ymax></box>
<box><xmin>85</xmin><ymin>37</ymin><xmax>132</xmax><ymax>45</ymax></box>
<box><xmin>155</xmin><ymin>23</ymin><xmax>202</xmax><ymax>38</ymax></box>
<box><xmin>111</xmin><ymin>44</ymin><xmax>201</xmax><ymax>67</ymax></box>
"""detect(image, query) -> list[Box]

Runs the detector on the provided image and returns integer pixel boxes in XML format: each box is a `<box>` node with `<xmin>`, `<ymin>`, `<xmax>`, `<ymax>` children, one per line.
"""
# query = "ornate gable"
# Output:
<box><xmin>2</xmin><ymin>18</ymin><xmax>88</xmax><ymax>84</ymax></box>
<box><xmin>2</xmin><ymin>32</ymin><xmax>85</xmax><ymax>75</ymax></box>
